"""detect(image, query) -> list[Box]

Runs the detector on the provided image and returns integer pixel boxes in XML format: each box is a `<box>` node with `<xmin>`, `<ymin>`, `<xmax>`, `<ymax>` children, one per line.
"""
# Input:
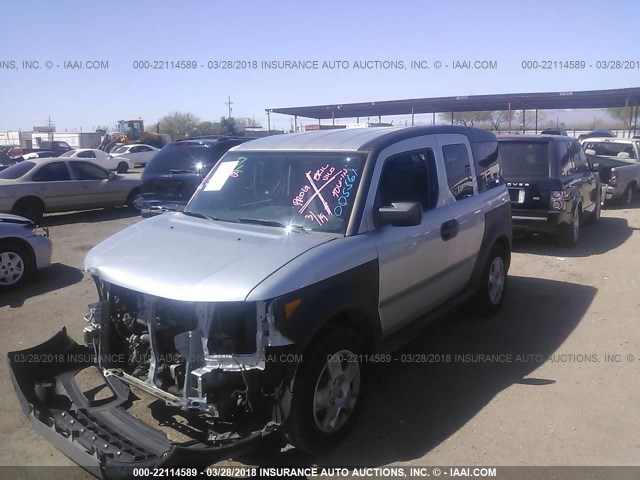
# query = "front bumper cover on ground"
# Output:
<box><xmin>8</xmin><ymin>329</ymin><xmax>276</xmax><ymax>479</ymax></box>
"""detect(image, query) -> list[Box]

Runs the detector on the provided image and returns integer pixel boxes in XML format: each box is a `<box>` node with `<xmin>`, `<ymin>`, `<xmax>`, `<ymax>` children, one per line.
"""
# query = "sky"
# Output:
<box><xmin>0</xmin><ymin>0</ymin><xmax>638</xmax><ymax>132</ymax></box>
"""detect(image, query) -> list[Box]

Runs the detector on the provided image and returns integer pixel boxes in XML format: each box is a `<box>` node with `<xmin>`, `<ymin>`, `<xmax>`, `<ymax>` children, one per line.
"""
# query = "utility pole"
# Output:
<box><xmin>225</xmin><ymin>96</ymin><xmax>233</xmax><ymax>118</ymax></box>
<box><xmin>47</xmin><ymin>116</ymin><xmax>55</xmax><ymax>140</ymax></box>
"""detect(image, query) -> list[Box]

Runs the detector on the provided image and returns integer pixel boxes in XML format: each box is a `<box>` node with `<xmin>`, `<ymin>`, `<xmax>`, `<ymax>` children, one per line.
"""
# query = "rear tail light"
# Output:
<box><xmin>551</xmin><ymin>190</ymin><xmax>569</xmax><ymax>210</ymax></box>
<box><xmin>552</xmin><ymin>190</ymin><xmax>570</xmax><ymax>200</ymax></box>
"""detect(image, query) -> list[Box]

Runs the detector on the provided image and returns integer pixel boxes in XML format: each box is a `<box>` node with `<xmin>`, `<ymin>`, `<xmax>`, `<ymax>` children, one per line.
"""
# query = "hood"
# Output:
<box><xmin>85</xmin><ymin>212</ymin><xmax>337</xmax><ymax>302</ymax></box>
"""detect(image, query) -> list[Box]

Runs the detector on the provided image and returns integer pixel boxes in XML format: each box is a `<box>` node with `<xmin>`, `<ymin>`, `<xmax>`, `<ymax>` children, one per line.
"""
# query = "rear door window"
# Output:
<box><xmin>32</xmin><ymin>162</ymin><xmax>71</xmax><ymax>181</ymax></box>
<box><xmin>442</xmin><ymin>143</ymin><xmax>474</xmax><ymax>200</ymax></box>
<box><xmin>70</xmin><ymin>161</ymin><xmax>110</xmax><ymax>180</ymax></box>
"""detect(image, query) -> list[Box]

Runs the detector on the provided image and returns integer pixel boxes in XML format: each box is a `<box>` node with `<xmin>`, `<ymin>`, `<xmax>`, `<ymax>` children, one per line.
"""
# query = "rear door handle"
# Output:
<box><xmin>441</xmin><ymin>219</ymin><xmax>459</xmax><ymax>241</ymax></box>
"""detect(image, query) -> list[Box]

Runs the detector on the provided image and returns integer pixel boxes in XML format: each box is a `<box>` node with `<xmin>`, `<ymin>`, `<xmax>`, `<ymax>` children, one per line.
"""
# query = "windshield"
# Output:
<box><xmin>185</xmin><ymin>151</ymin><xmax>366</xmax><ymax>234</ymax></box>
<box><xmin>113</xmin><ymin>146</ymin><xmax>129</xmax><ymax>153</ymax></box>
<box><xmin>499</xmin><ymin>142</ymin><xmax>550</xmax><ymax>178</ymax></box>
<box><xmin>58</xmin><ymin>151</ymin><xmax>75</xmax><ymax>157</ymax></box>
<box><xmin>0</xmin><ymin>161</ymin><xmax>36</xmax><ymax>179</ymax></box>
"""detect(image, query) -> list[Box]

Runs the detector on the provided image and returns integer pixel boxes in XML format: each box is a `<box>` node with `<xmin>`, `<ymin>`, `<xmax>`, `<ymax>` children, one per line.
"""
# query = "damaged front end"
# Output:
<box><xmin>8</xmin><ymin>278</ymin><xmax>297</xmax><ymax>478</ymax></box>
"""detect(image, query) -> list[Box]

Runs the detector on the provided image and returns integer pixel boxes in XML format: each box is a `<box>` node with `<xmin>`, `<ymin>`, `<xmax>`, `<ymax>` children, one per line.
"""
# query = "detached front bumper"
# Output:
<box><xmin>8</xmin><ymin>329</ymin><xmax>276</xmax><ymax>479</ymax></box>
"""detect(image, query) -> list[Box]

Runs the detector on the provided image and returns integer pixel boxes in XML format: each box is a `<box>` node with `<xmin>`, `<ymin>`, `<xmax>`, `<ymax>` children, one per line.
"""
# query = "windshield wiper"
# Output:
<box><xmin>181</xmin><ymin>211</ymin><xmax>219</xmax><ymax>221</ymax></box>
<box><xmin>237</xmin><ymin>218</ymin><xmax>309</xmax><ymax>233</ymax></box>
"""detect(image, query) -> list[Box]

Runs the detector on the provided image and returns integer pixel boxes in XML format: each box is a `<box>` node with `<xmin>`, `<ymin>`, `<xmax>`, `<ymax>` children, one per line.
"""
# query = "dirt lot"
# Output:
<box><xmin>1</xmin><ymin>204</ymin><xmax>640</xmax><ymax>472</ymax></box>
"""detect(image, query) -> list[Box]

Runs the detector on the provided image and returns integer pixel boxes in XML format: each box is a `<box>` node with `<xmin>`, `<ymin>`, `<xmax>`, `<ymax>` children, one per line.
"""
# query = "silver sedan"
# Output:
<box><xmin>0</xmin><ymin>157</ymin><xmax>143</xmax><ymax>222</ymax></box>
<box><xmin>0</xmin><ymin>213</ymin><xmax>52</xmax><ymax>290</ymax></box>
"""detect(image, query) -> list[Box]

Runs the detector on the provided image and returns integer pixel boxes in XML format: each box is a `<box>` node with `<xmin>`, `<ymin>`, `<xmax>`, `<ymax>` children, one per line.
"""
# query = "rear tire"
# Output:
<box><xmin>473</xmin><ymin>244</ymin><xmax>509</xmax><ymax>315</ymax></box>
<box><xmin>620</xmin><ymin>184</ymin><xmax>634</xmax><ymax>207</ymax></box>
<box><xmin>559</xmin><ymin>206</ymin><xmax>581</xmax><ymax>247</ymax></box>
<box><xmin>0</xmin><ymin>242</ymin><xmax>34</xmax><ymax>291</ymax></box>
<box><xmin>285</xmin><ymin>327</ymin><xmax>366</xmax><ymax>453</ymax></box>
<box><xmin>586</xmin><ymin>190</ymin><xmax>601</xmax><ymax>225</ymax></box>
<box><xmin>11</xmin><ymin>197</ymin><xmax>44</xmax><ymax>223</ymax></box>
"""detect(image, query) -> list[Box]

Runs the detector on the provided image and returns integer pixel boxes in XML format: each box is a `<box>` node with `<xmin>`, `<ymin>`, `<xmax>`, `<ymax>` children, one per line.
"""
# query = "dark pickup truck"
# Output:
<box><xmin>497</xmin><ymin>135</ymin><xmax>601</xmax><ymax>247</ymax></box>
<box><xmin>16</xmin><ymin>141</ymin><xmax>74</xmax><ymax>158</ymax></box>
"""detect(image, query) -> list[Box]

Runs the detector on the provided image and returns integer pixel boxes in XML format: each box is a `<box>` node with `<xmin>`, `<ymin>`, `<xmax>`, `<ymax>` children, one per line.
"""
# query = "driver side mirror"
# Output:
<box><xmin>590</xmin><ymin>162</ymin><xmax>600</xmax><ymax>172</ymax></box>
<box><xmin>377</xmin><ymin>202</ymin><xmax>423</xmax><ymax>227</ymax></box>
<box><xmin>108</xmin><ymin>172</ymin><xmax>118</xmax><ymax>180</ymax></box>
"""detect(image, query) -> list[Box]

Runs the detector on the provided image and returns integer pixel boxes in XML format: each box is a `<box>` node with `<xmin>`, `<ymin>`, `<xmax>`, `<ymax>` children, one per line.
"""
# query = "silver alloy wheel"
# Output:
<box><xmin>312</xmin><ymin>349</ymin><xmax>361</xmax><ymax>434</ymax></box>
<box><xmin>0</xmin><ymin>251</ymin><xmax>25</xmax><ymax>286</ymax></box>
<box><xmin>132</xmin><ymin>194</ymin><xmax>145</xmax><ymax>211</ymax></box>
<box><xmin>572</xmin><ymin>209</ymin><xmax>580</xmax><ymax>243</ymax></box>
<box><xmin>487</xmin><ymin>256</ymin><xmax>505</xmax><ymax>305</ymax></box>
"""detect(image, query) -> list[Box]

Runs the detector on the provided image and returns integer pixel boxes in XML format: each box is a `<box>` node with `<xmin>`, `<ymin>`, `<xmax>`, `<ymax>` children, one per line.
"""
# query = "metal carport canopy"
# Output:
<box><xmin>267</xmin><ymin>87</ymin><xmax>640</xmax><ymax>120</ymax></box>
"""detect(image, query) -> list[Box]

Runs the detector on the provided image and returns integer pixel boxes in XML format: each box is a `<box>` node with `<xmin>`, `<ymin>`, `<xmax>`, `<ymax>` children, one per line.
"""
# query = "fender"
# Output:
<box><xmin>467</xmin><ymin>202</ymin><xmax>512</xmax><ymax>292</ymax></box>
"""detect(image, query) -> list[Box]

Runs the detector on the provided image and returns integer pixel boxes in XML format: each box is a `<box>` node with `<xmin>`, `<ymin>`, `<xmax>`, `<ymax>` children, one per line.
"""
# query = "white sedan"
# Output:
<box><xmin>109</xmin><ymin>144</ymin><xmax>159</xmax><ymax>166</ymax></box>
<box><xmin>58</xmin><ymin>149</ymin><xmax>134</xmax><ymax>173</ymax></box>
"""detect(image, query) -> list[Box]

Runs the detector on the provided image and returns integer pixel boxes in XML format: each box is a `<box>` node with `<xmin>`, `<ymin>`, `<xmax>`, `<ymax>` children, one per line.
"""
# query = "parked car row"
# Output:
<box><xmin>0</xmin><ymin>142</ymin><xmax>160</xmax><ymax>174</ymax></box>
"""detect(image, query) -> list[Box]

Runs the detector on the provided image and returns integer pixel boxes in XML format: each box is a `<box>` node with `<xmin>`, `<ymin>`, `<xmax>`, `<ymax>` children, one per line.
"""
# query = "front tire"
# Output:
<box><xmin>286</xmin><ymin>328</ymin><xmax>366</xmax><ymax>453</ymax></box>
<box><xmin>116</xmin><ymin>162</ymin><xmax>128</xmax><ymax>174</ymax></box>
<box><xmin>126</xmin><ymin>188</ymin><xmax>144</xmax><ymax>213</ymax></box>
<box><xmin>0</xmin><ymin>242</ymin><xmax>34</xmax><ymax>290</ymax></box>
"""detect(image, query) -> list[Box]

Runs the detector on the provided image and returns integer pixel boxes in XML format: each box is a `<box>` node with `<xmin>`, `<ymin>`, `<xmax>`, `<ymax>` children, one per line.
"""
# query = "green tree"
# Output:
<box><xmin>439</xmin><ymin>111</ymin><xmax>492</xmax><ymax>127</ymax></box>
<box><xmin>158</xmin><ymin>112</ymin><xmax>201</xmax><ymax>140</ymax></box>
<box><xmin>218</xmin><ymin>116</ymin><xmax>240</xmax><ymax>135</ymax></box>
<box><xmin>607</xmin><ymin>107</ymin><xmax>632</xmax><ymax>128</ymax></box>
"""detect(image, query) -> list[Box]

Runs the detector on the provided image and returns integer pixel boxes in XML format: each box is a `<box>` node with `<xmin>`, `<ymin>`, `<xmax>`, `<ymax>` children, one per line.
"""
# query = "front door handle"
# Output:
<box><xmin>441</xmin><ymin>219</ymin><xmax>459</xmax><ymax>241</ymax></box>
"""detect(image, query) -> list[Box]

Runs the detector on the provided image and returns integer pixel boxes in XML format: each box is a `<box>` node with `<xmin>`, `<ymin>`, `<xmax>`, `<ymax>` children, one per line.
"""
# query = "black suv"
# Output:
<box><xmin>498</xmin><ymin>135</ymin><xmax>601</xmax><ymax>247</ymax></box>
<box><xmin>140</xmin><ymin>137</ymin><xmax>250</xmax><ymax>215</ymax></box>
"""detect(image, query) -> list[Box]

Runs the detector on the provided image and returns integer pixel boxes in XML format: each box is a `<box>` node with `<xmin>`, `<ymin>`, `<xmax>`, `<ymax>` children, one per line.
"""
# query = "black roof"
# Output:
<box><xmin>268</xmin><ymin>87</ymin><xmax>640</xmax><ymax>120</ymax></box>
<box><xmin>172</xmin><ymin>137</ymin><xmax>250</xmax><ymax>147</ymax></box>
<box><xmin>497</xmin><ymin>134</ymin><xmax>569</xmax><ymax>142</ymax></box>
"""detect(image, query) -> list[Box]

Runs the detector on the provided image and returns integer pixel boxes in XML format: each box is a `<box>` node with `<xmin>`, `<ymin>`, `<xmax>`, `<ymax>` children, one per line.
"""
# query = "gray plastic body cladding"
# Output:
<box><xmin>271</xmin><ymin>259</ymin><xmax>380</xmax><ymax>350</ymax></box>
<box><xmin>467</xmin><ymin>201</ymin><xmax>512</xmax><ymax>291</ymax></box>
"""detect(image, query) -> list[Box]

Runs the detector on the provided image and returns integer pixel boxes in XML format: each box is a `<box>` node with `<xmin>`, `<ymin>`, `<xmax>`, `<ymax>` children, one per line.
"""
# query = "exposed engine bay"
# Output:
<box><xmin>86</xmin><ymin>278</ymin><xmax>297</xmax><ymax>432</ymax></box>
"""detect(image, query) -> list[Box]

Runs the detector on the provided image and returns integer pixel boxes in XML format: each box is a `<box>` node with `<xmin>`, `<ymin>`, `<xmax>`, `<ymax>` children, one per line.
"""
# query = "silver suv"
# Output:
<box><xmin>9</xmin><ymin>126</ymin><xmax>512</xmax><ymax>473</ymax></box>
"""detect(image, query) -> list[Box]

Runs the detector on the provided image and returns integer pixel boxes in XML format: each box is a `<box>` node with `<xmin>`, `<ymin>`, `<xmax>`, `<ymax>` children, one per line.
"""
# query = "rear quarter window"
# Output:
<box><xmin>471</xmin><ymin>140</ymin><xmax>502</xmax><ymax>192</ymax></box>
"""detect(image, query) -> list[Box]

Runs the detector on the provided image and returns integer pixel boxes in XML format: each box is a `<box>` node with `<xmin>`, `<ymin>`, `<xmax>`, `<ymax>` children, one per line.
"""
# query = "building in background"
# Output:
<box><xmin>0</xmin><ymin>128</ymin><xmax>101</xmax><ymax>149</ymax></box>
